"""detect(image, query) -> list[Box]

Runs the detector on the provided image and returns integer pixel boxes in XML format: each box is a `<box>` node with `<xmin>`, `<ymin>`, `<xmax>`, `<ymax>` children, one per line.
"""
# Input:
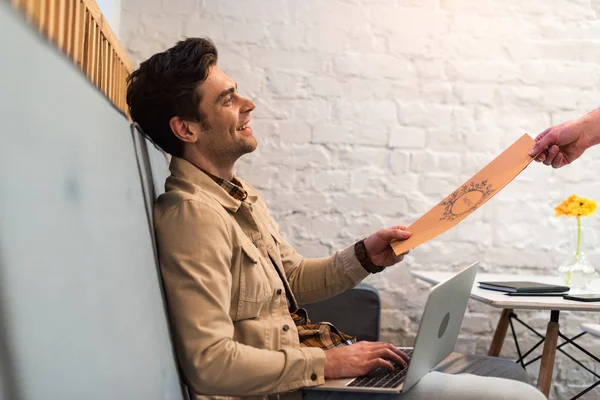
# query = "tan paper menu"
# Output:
<box><xmin>392</xmin><ymin>134</ymin><xmax>536</xmax><ymax>255</ymax></box>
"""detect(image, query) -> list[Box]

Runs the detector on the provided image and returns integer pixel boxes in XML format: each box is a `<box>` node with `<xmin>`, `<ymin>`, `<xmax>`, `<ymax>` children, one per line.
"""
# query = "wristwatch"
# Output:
<box><xmin>354</xmin><ymin>239</ymin><xmax>385</xmax><ymax>274</ymax></box>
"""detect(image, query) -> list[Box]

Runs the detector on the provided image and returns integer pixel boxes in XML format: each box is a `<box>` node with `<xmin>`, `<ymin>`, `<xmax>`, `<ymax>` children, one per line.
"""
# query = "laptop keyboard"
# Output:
<box><xmin>347</xmin><ymin>349</ymin><xmax>413</xmax><ymax>389</ymax></box>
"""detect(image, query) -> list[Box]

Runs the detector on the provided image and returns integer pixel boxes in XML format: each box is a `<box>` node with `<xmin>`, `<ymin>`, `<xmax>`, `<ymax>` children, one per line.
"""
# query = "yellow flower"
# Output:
<box><xmin>555</xmin><ymin>195</ymin><xmax>597</xmax><ymax>218</ymax></box>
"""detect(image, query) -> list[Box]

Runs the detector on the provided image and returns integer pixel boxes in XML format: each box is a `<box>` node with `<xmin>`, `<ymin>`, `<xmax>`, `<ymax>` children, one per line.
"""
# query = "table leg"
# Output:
<box><xmin>488</xmin><ymin>308</ymin><xmax>513</xmax><ymax>357</ymax></box>
<box><xmin>537</xmin><ymin>310</ymin><xmax>560</xmax><ymax>398</ymax></box>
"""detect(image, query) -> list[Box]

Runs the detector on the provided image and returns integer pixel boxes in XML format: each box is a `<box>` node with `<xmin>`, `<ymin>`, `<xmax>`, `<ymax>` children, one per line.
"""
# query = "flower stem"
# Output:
<box><xmin>576</xmin><ymin>216</ymin><xmax>581</xmax><ymax>262</ymax></box>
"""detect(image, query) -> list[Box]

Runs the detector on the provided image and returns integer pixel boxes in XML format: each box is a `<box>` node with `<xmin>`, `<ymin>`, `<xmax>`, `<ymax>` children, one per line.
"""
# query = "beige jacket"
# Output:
<box><xmin>153</xmin><ymin>157</ymin><xmax>369</xmax><ymax>399</ymax></box>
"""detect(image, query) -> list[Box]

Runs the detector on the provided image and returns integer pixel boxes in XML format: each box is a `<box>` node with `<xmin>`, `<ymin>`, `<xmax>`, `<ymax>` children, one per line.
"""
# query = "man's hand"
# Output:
<box><xmin>363</xmin><ymin>225</ymin><xmax>411</xmax><ymax>267</ymax></box>
<box><xmin>324</xmin><ymin>341</ymin><xmax>411</xmax><ymax>379</ymax></box>
<box><xmin>529</xmin><ymin>111</ymin><xmax>600</xmax><ymax>168</ymax></box>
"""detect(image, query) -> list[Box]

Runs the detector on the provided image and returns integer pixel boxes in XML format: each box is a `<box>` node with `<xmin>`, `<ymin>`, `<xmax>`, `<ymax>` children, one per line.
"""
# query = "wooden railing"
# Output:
<box><xmin>10</xmin><ymin>0</ymin><xmax>133</xmax><ymax>115</ymax></box>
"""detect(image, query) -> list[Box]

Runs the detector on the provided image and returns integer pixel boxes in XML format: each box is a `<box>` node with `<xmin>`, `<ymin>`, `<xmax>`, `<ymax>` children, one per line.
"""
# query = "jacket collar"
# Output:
<box><xmin>169</xmin><ymin>157</ymin><xmax>257</xmax><ymax>212</ymax></box>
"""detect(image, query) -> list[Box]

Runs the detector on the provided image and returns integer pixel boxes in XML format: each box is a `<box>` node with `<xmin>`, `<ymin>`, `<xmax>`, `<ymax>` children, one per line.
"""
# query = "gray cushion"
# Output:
<box><xmin>303</xmin><ymin>284</ymin><xmax>381</xmax><ymax>342</ymax></box>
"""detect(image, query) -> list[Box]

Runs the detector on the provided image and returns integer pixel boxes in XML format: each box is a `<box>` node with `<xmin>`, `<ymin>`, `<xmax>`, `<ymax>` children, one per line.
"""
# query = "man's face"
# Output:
<box><xmin>194</xmin><ymin>66</ymin><xmax>257</xmax><ymax>162</ymax></box>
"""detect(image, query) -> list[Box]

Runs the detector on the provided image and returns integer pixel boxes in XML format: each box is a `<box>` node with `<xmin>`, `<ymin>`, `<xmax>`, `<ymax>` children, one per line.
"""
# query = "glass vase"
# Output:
<box><xmin>557</xmin><ymin>218</ymin><xmax>597</xmax><ymax>289</ymax></box>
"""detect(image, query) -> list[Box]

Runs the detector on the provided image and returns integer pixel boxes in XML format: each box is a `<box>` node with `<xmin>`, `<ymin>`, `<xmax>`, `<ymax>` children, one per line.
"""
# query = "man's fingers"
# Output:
<box><xmin>365</xmin><ymin>343</ymin><xmax>411</xmax><ymax>363</ymax></box>
<box><xmin>535</xmin><ymin>153</ymin><xmax>546</xmax><ymax>162</ymax></box>
<box><xmin>388</xmin><ymin>344</ymin><xmax>411</xmax><ymax>364</ymax></box>
<box><xmin>371</xmin><ymin>349</ymin><xmax>407</xmax><ymax>369</ymax></box>
<box><xmin>543</xmin><ymin>145</ymin><xmax>559</xmax><ymax>165</ymax></box>
<box><xmin>529</xmin><ymin>128</ymin><xmax>552</xmax><ymax>156</ymax></box>
<box><xmin>534</xmin><ymin>128</ymin><xmax>551</xmax><ymax>142</ymax></box>
<box><xmin>552</xmin><ymin>153</ymin><xmax>565</xmax><ymax>169</ymax></box>
<box><xmin>380</xmin><ymin>228</ymin><xmax>411</xmax><ymax>242</ymax></box>
<box><xmin>530</xmin><ymin>140</ymin><xmax>547</xmax><ymax>157</ymax></box>
<box><xmin>385</xmin><ymin>345</ymin><xmax>411</xmax><ymax>365</ymax></box>
<box><xmin>361</xmin><ymin>342</ymin><xmax>399</xmax><ymax>351</ymax></box>
<box><xmin>365</xmin><ymin>358</ymin><xmax>394</xmax><ymax>373</ymax></box>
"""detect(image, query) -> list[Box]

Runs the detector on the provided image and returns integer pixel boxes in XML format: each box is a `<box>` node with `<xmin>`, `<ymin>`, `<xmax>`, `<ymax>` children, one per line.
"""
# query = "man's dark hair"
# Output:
<box><xmin>126</xmin><ymin>38</ymin><xmax>218</xmax><ymax>157</ymax></box>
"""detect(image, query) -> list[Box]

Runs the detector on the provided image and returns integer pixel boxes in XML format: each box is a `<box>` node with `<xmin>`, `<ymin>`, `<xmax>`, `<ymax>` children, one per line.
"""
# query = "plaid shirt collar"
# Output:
<box><xmin>169</xmin><ymin>157</ymin><xmax>255</xmax><ymax>212</ymax></box>
<box><xmin>200</xmin><ymin>168</ymin><xmax>248</xmax><ymax>202</ymax></box>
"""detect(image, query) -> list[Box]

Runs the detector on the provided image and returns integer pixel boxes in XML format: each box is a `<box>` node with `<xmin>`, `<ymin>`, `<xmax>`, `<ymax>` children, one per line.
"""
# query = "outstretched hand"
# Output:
<box><xmin>363</xmin><ymin>225</ymin><xmax>411</xmax><ymax>267</ymax></box>
<box><xmin>529</xmin><ymin>115</ymin><xmax>598</xmax><ymax>168</ymax></box>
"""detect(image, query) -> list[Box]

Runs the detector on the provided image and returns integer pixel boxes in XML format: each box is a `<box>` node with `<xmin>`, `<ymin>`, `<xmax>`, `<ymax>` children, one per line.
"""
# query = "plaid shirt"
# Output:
<box><xmin>202</xmin><ymin>169</ymin><xmax>356</xmax><ymax>350</ymax></box>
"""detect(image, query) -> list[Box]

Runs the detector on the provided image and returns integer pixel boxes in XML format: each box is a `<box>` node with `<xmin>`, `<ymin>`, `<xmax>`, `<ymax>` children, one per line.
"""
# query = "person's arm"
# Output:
<box><xmin>156</xmin><ymin>200</ymin><xmax>325</xmax><ymax>396</ymax></box>
<box><xmin>282</xmin><ymin>228</ymin><xmax>410</xmax><ymax>305</ymax></box>
<box><xmin>529</xmin><ymin>109</ymin><xmax>600</xmax><ymax>168</ymax></box>
<box><xmin>256</xmin><ymin>194</ymin><xmax>410</xmax><ymax>305</ymax></box>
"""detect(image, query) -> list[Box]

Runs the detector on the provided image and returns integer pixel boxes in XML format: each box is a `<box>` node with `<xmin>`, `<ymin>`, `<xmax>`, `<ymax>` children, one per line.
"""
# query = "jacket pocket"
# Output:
<box><xmin>235</xmin><ymin>241</ymin><xmax>272</xmax><ymax>320</ymax></box>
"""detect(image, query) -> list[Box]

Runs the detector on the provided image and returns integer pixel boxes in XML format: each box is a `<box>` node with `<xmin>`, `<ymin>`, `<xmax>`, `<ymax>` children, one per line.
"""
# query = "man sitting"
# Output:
<box><xmin>126</xmin><ymin>38</ymin><xmax>545</xmax><ymax>400</ymax></box>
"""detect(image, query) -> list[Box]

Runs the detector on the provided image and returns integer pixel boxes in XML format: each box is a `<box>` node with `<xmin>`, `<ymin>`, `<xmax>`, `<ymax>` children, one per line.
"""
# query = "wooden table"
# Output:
<box><xmin>411</xmin><ymin>270</ymin><xmax>600</xmax><ymax>398</ymax></box>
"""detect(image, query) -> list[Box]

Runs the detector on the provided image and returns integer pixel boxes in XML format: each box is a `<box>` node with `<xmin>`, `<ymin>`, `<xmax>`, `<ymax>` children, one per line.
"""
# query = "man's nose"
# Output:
<box><xmin>241</xmin><ymin>96</ymin><xmax>255</xmax><ymax>114</ymax></box>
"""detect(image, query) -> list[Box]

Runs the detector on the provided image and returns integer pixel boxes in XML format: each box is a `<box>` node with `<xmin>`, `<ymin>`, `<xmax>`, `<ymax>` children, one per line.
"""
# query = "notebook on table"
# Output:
<box><xmin>478</xmin><ymin>281</ymin><xmax>569</xmax><ymax>293</ymax></box>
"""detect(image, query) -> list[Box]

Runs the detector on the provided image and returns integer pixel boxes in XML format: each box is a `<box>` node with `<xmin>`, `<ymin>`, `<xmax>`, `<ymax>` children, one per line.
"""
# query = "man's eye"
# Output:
<box><xmin>223</xmin><ymin>97</ymin><xmax>233</xmax><ymax>105</ymax></box>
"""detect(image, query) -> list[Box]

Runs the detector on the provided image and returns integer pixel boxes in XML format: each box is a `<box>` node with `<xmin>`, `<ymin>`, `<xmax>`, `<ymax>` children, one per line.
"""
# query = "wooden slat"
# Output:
<box><xmin>64</xmin><ymin>0</ymin><xmax>74</xmax><ymax>56</ymax></box>
<box><xmin>84</xmin><ymin>11</ymin><xmax>91</xmax><ymax>76</ymax></box>
<box><xmin>98</xmin><ymin>26</ymin><xmax>103</xmax><ymax>90</ymax></box>
<box><xmin>123</xmin><ymin>65</ymin><xmax>127</xmax><ymax>110</ymax></box>
<box><xmin>103</xmin><ymin>38</ymin><xmax>109</xmax><ymax>95</ymax></box>
<box><xmin>74</xmin><ymin>0</ymin><xmax>84</xmax><ymax>67</ymax></box>
<box><xmin>95</xmin><ymin>23</ymin><xmax>101</xmax><ymax>87</ymax></box>
<box><xmin>102</xmin><ymin>37</ymin><xmax>108</xmax><ymax>94</ymax></box>
<box><xmin>119</xmin><ymin>64</ymin><xmax>124</xmax><ymax>109</ymax></box>
<box><xmin>11</xmin><ymin>0</ymin><xmax>133</xmax><ymax>116</ymax></box>
<box><xmin>88</xmin><ymin>17</ymin><xmax>97</xmax><ymax>84</ymax></box>
<box><xmin>23</xmin><ymin>0</ymin><xmax>34</xmax><ymax>19</ymax></box>
<box><xmin>108</xmin><ymin>48</ymin><xmax>112</xmax><ymax>99</ymax></box>
<box><xmin>22</xmin><ymin>0</ymin><xmax>40</xmax><ymax>28</ymax></box>
<box><xmin>116</xmin><ymin>64</ymin><xmax>120</xmax><ymax>109</ymax></box>
<box><xmin>80</xmin><ymin>0</ymin><xmax>132</xmax><ymax>72</ymax></box>
<box><xmin>80</xmin><ymin>7</ymin><xmax>90</xmax><ymax>72</ymax></box>
<box><xmin>56</xmin><ymin>0</ymin><xmax>67</xmax><ymax>51</ymax></box>
<box><xmin>121</xmin><ymin>64</ymin><xmax>124</xmax><ymax>110</ymax></box>
<box><xmin>120</xmin><ymin>66</ymin><xmax>124</xmax><ymax>110</ymax></box>
<box><xmin>38</xmin><ymin>0</ymin><xmax>47</xmax><ymax>34</ymax></box>
<box><xmin>95</xmin><ymin>22</ymin><xmax>101</xmax><ymax>87</ymax></box>
<box><xmin>98</xmin><ymin>36</ymin><xmax>104</xmax><ymax>93</ymax></box>
<box><xmin>113</xmin><ymin>51</ymin><xmax>118</xmax><ymax>101</ymax></box>
<box><xmin>54</xmin><ymin>0</ymin><xmax>61</xmax><ymax>42</ymax></box>
<box><xmin>47</xmin><ymin>0</ymin><xmax>56</xmax><ymax>41</ymax></box>
<box><xmin>109</xmin><ymin>49</ymin><xmax>115</xmax><ymax>100</ymax></box>
<box><xmin>99</xmin><ymin>36</ymin><xmax>104</xmax><ymax>92</ymax></box>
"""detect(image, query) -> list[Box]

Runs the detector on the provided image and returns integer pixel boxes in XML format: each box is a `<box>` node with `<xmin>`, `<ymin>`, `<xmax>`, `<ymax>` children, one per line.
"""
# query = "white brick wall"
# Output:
<box><xmin>121</xmin><ymin>1</ymin><xmax>600</xmax><ymax>398</ymax></box>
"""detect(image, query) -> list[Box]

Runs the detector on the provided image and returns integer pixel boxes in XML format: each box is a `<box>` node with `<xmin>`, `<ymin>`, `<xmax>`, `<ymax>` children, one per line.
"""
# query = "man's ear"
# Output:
<box><xmin>169</xmin><ymin>116</ymin><xmax>200</xmax><ymax>143</ymax></box>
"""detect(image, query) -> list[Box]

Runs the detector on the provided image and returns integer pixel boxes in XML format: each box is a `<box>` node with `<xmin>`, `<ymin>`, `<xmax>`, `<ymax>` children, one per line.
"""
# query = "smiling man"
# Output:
<box><xmin>126</xmin><ymin>38</ymin><xmax>544</xmax><ymax>400</ymax></box>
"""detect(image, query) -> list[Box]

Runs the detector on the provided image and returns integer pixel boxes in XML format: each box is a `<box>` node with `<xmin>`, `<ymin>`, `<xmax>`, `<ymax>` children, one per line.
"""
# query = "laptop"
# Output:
<box><xmin>307</xmin><ymin>262</ymin><xmax>479</xmax><ymax>395</ymax></box>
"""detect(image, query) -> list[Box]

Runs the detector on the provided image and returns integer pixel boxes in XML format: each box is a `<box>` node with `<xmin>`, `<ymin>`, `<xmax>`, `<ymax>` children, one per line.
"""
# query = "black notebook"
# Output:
<box><xmin>478</xmin><ymin>281</ymin><xmax>570</xmax><ymax>293</ymax></box>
